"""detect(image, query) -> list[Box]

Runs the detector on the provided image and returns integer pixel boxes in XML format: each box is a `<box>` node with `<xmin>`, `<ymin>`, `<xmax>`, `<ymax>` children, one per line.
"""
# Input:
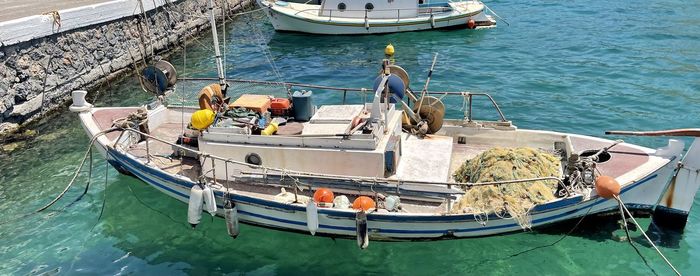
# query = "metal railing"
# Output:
<box><xmin>293</xmin><ymin>6</ymin><xmax>454</xmax><ymax>21</ymax></box>
<box><xmin>177</xmin><ymin>77</ymin><xmax>508</xmax><ymax>122</ymax></box>
<box><xmin>111</xmin><ymin>121</ymin><xmax>572</xmax><ymax>212</ymax></box>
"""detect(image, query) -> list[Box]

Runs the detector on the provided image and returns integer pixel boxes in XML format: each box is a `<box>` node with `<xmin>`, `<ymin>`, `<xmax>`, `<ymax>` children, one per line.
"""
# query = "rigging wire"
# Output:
<box><xmin>222</xmin><ymin>0</ymin><xmax>227</xmax><ymax>76</ymax></box>
<box><xmin>233</xmin><ymin>10</ymin><xmax>284</xmax><ymax>82</ymax></box>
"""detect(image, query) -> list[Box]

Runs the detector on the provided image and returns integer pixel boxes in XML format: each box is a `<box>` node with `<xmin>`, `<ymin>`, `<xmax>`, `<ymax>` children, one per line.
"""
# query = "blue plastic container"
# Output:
<box><xmin>292</xmin><ymin>90</ymin><xmax>314</xmax><ymax>121</ymax></box>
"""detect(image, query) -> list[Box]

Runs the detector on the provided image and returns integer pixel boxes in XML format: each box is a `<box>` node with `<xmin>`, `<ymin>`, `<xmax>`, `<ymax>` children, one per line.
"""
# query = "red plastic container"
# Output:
<box><xmin>270</xmin><ymin>98</ymin><xmax>292</xmax><ymax>116</ymax></box>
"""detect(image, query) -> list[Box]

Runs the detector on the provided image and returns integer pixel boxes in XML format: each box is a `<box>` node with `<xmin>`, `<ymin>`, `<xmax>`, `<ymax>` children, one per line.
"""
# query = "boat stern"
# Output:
<box><xmin>654</xmin><ymin>137</ymin><xmax>700</xmax><ymax>229</ymax></box>
<box><xmin>450</xmin><ymin>0</ymin><xmax>497</xmax><ymax>29</ymax></box>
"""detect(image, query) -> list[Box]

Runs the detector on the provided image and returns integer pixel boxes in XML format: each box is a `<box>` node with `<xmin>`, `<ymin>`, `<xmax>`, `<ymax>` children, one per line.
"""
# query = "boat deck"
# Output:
<box><xmin>90</xmin><ymin>107</ymin><xmax>656</xmax><ymax>215</ymax></box>
<box><xmin>123</xmin><ymin>119</ymin><xmax>452</xmax><ymax>214</ymax></box>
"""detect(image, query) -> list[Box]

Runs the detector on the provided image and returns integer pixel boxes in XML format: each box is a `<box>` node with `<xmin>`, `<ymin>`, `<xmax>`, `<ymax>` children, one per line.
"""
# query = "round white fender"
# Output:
<box><xmin>356</xmin><ymin>211</ymin><xmax>369</xmax><ymax>249</ymax></box>
<box><xmin>188</xmin><ymin>185</ymin><xmax>204</xmax><ymax>228</ymax></box>
<box><xmin>306</xmin><ymin>200</ymin><xmax>319</xmax><ymax>235</ymax></box>
<box><xmin>223</xmin><ymin>199</ymin><xmax>240</xmax><ymax>238</ymax></box>
<box><xmin>202</xmin><ymin>185</ymin><xmax>217</xmax><ymax>215</ymax></box>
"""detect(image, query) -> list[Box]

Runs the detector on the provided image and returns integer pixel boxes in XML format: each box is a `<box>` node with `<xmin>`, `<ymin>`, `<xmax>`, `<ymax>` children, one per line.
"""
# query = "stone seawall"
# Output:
<box><xmin>0</xmin><ymin>0</ymin><xmax>254</xmax><ymax>136</ymax></box>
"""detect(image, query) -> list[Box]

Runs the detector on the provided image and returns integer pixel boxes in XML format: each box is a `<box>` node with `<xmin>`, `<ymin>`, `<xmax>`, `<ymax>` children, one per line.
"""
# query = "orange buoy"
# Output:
<box><xmin>198</xmin><ymin>84</ymin><xmax>224</xmax><ymax>111</ymax></box>
<box><xmin>352</xmin><ymin>196</ymin><xmax>376</xmax><ymax>211</ymax></box>
<box><xmin>313</xmin><ymin>188</ymin><xmax>335</xmax><ymax>205</ymax></box>
<box><xmin>595</xmin><ymin>175</ymin><xmax>621</xmax><ymax>199</ymax></box>
<box><xmin>467</xmin><ymin>19</ymin><xmax>476</xmax><ymax>29</ymax></box>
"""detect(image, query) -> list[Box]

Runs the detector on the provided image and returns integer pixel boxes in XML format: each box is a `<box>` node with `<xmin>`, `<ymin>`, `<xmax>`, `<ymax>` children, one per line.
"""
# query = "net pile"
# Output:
<box><xmin>451</xmin><ymin>147</ymin><xmax>561</xmax><ymax>229</ymax></box>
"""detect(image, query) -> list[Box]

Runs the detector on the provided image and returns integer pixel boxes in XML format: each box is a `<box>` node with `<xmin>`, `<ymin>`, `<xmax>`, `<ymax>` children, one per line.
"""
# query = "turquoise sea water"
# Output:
<box><xmin>2</xmin><ymin>0</ymin><xmax>700</xmax><ymax>274</ymax></box>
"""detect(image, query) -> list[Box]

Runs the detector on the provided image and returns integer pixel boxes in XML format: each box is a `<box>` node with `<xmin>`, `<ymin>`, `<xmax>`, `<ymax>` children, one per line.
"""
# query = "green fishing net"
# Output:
<box><xmin>451</xmin><ymin>147</ymin><xmax>561</xmax><ymax>229</ymax></box>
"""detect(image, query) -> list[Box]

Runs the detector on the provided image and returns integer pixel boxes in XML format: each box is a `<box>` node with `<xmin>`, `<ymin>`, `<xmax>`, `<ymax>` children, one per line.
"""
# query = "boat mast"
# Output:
<box><xmin>207</xmin><ymin>0</ymin><xmax>228</xmax><ymax>94</ymax></box>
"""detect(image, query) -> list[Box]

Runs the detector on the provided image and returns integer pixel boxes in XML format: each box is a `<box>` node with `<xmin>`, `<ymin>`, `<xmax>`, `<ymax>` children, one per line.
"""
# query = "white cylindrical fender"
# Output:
<box><xmin>202</xmin><ymin>185</ymin><xmax>217</xmax><ymax>215</ymax></box>
<box><xmin>306</xmin><ymin>200</ymin><xmax>319</xmax><ymax>235</ymax></box>
<box><xmin>188</xmin><ymin>185</ymin><xmax>204</xmax><ymax>228</ymax></box>
<box><xmin>224</xmin><ymin>199</ymin><xmax>240</xmax><ymax>238</ymax></box>
<box><xmin>356</xmin><ymin>211</ymin><xmax>369</xmax><ymax>249</ymax></box>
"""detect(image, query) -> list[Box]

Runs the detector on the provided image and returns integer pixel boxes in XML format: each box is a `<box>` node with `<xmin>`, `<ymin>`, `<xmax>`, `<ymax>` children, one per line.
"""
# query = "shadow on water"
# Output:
<box><xmin>77</xmin><ymin>174</ymin><xmax>687</xmax><ymax>274</ymax></box>
<box><xmin>534</xmin><ymin>213</ymin><xmax>684</xmax><ymax>248</ymax></box>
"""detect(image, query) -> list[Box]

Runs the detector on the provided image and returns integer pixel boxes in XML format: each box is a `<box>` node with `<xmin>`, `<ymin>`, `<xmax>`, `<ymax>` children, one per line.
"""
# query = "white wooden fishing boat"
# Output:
<box><xmin>257</xmin><ymin>0</ymin><xmax>497</xmax><ymax>34</ymax></box>
<box><xmin>68</xmin><ymin>1</ymin><xmax>700</xmax><ymax>247</ymax></box>
<box><xmin>69</xmin><ymin>75</ymin><xmax>700</xmax><ymax>243</ymax></box>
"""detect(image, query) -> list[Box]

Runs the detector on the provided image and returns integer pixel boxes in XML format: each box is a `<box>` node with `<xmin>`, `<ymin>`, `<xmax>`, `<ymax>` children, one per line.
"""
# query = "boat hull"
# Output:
<box><xmin>73</xmin><ymin>105</ymin><xmax>693</xmax><ymax>241</ymax></box>
<box><xmin>100</xmin><ymin>141</ymin><xmax>678</xmax><ymax>240</ymax></box>
<box><xmin>259</xmin><ymin>1</ymin><xmax>496</xmax><ymax>35</ymax></box>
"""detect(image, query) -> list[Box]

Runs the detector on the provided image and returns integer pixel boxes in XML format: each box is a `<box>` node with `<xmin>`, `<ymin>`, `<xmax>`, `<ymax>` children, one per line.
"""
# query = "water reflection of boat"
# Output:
<box><xmin>257</xmin><ymin>0</ymin><xmax>496</xmax><ymax>34</ymax></box>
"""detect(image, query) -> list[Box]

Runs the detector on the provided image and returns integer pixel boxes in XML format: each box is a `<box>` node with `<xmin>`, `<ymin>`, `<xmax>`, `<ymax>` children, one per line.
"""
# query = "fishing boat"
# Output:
<box><xmin>69</xmin><ymin>70</ymin><xmax>700</xmax><ymax>244</ymax></box>
<box><xmin>69</xmin><ymin>0</ymin><xmax>700</xmax><ymax>247</ymax></box>
<box><xmin>256</xmin><ymin>0</ymin><xmax>497</xmax><ymax>34</ymax></box>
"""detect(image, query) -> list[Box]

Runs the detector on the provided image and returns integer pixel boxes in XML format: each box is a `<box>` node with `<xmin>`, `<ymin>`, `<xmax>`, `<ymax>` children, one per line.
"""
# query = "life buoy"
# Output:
<box><xmin>198</xmin><ymin>84</ymin><xmax>225</xmax><ymax>111</ymax></box>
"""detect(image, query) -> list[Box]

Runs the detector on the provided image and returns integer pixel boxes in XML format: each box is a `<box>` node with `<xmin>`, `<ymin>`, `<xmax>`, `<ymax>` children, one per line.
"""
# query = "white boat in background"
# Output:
<box><xmin>257</xmin><ymin>0</ymin><xmax>496</xmax><ymax>34</ymax></box>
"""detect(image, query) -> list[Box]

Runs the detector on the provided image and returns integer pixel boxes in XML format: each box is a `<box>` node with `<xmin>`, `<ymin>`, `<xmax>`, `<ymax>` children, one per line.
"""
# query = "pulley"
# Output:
<box><xmin>376</xmin><ymin>65</ymin><xmax>411</xmax><ymax>95</ymax></box>
<box><xmin>141</xmin><ymin>60</ymin><xmax>177</xmax><ymax>95</ymax></box>
<box><xmin>412</xmin><ymin>96</ymin><xmax>446</xmax><ymax>134</ymax></box>
<box><xmin>386</xmin><ymin>65</ymin><xmax>410</xmax><ymax>91</ymax></box>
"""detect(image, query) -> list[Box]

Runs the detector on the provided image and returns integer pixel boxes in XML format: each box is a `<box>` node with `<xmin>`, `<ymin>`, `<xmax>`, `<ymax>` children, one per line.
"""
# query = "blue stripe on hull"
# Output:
<box><xmin>107</xmin><ymin>148</ymin><xmax>660</xmax><ymax>236</ymax></box>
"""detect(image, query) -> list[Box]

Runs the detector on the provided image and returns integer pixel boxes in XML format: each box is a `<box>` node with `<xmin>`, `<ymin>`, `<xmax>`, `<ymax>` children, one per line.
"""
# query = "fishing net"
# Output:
<box><xmin>451</xmin><ymin>147</ymin><xmax>561</xmax><ymax>229</ymax></box>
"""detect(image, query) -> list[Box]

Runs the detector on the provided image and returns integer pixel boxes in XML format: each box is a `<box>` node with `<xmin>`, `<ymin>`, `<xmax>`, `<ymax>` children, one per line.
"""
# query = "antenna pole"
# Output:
<box><xmin>208</xmin><ymin>0</ymin><xmax>228</xmax><ymax>95</ymax></box>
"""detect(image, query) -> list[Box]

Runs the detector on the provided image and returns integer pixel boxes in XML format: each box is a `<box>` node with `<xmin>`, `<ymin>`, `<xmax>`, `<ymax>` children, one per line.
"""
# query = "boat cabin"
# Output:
<box><xmin>318</xmin><ymin>0</ymin><xmax>442</xmax><ymax>19</ymax></box>
<box><xmin>199</xmin><ymin>102</ymin><xmax>404</xmax><ymax>179</ymax></box>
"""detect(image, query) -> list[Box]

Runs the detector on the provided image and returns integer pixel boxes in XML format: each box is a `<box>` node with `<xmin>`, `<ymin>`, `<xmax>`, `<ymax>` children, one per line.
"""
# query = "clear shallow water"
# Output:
<box><xmin>2</xmin><ymin>0</ymin><xmax>700</xmax><ymax>274</ymax></box>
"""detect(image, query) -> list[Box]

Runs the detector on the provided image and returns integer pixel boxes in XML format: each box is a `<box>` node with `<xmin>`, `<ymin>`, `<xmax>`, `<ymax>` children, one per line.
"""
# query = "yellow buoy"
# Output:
<box><xmin>385</xmin><ymin>43</ymin><xmax>395</xmax><ymax>56</ymax></box>
<box><xmin>191</xmin><ymin>109</ymin><xmax>215</xmax><ymax>130</ymax></box>
<box><xmin>261</xmin><ymin>122</ymin><xmax>279</xmax><ymax>135</ymax></box>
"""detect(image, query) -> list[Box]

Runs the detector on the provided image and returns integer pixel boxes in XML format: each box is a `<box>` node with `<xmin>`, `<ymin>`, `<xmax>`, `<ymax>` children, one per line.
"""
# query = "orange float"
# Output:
<box><xmin>352</xmin><ymin>196</ymin><xmax>376</xmax><ymax>211</ymax></box>
<box><xmin>595</xmin><ymin>175</ymin><xmax>621</xmax><ymax>199</ymax></box>
<box><xmin>198</xmin><ymin>83</ymin><xmax>225</xmax><ymax>111</ymax></box>
<box><xmin>313</xmin><ymin>188</ymin><xmax>335</xmax><ymax>205</ymax></box>
<box><xmin>467</xmin><ymin>19</ymin><xmax>476</xmax><ymax>29</ymax></box>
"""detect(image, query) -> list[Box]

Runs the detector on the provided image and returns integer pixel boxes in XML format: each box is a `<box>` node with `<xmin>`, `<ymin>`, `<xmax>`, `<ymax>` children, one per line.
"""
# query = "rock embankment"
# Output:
<box><xmin>0</xmin><ymin>0</ymin><xmax>253</xmax><ymax>138</ymax></box>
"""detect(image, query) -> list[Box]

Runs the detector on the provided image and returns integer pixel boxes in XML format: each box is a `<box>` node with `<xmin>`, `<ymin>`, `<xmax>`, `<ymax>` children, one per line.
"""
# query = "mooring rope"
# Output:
<box><xmin>35</xmin><ymin>128</ymin><xmax>118</xmax><ymax>213</ymax></box>
<box><xmin>615</xmin><ymin>195</ymin><xmax>681</xmax><ymax>276</ymax></box>
<box><xmin>0</xmin><ymin>128</ymin><xmax>117</xmax><ymax>226</ymax></box>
